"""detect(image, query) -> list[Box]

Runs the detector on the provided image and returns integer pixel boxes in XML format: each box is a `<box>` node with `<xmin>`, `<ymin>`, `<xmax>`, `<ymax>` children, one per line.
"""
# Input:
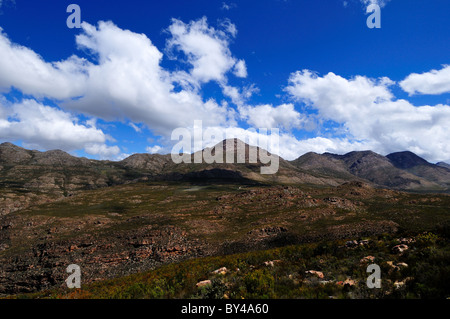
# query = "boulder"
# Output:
<box><xmin>392</xmin><ymin>244</ymin><xmax>409</xmax><ymax>254</ymax></box>
<box><xmin>211</xmin><ymin>267</ymin><xmax>228</xmax><ymax>275</ymax></box>
<box><xmin>360</xmin><ymin>256</ymin><xmax>375</xmax><ymax>264</ymax></box>
<box><xmin>196</xmin><ymin>280</ymin><xmax>212</xmax><ymax>288</ymax></box>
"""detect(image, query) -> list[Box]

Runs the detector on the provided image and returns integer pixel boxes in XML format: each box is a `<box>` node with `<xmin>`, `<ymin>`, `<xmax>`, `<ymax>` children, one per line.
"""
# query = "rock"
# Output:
<box><xmin>397</xmin><ymin>237</ymin><xmax>415</xmax><ymax>244</ymax></box>
<box><xmin>337</xmin><ymin>278</ymin><xmax>356</xmax><ymax>287</ymax></box>
<box><xmin>387</xmin><ymin>261</ymin><xmax>408</xmax><ymax>273</ymax></box>
<box><xmin>360</xmin><ymin>256</ymin><xmax>375</xmax><ymax>264</ymax></box>
<box><xmin>359</xmin><ymin>239</ymin><xmax>370</xmax><ymax>246</ymax></box>
<box><xmin>392</xmin><ymin>244</ymin><xmax>409</xmax><ymax>254</ymax></box>
<box><xmin>263</xmin><ymin>260</ymin><xmax>281</xmax><ymax>267</ymax></box>
<box><xmin>393</xmin><ymin>277</ymin><xmax>413</xmax><ymax>289</ymax></box>
<box><xmin>305</xmin><ymin>270</ymin><xmax>324</xmax><ymax>279</ymax></box>
<box><xmin>394</xmin><ymin>280</ymin><xmax>405</xmax><ymax>289</ymax></box>
<box><xmin>211</xmin><ymin>267</ymin><xmax>228</xmax><ymax>275</ymax></box>
<box><xmin>196</xmin><ymin>280</ymin><xmax>212</xmax><ymax>288</ymax></box>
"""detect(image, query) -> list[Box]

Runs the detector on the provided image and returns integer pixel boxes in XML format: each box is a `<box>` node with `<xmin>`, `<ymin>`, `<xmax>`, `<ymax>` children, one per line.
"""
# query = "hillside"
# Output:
<box><xmin>1</xmin><ymin>180</ymin><xmax>450</xmax><ymax>296</ymax></box>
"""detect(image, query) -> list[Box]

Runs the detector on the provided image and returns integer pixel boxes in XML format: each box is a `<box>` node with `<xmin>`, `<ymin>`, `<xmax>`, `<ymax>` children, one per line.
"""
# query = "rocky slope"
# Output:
<box><xmin>387</xmin><ymin>151</ymin><xmax>450</xmax><ymax>188</ymax></box>
<box><xmin>1</xmin><ymin>180</ymin><xmax>449</xmax><ymax>296</ymax></box>
<box><xmin>291</xmin><ymin>150</ymin><xmax>448</xmax><ymax>191</ymax></box>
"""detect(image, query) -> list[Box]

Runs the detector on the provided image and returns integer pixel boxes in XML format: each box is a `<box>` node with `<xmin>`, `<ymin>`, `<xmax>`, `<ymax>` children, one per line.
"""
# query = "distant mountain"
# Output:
<box><xmin>0</xmin><ymin>142</ymin><xmax>134</xmax><ymax>194</ymax></box>
<box><xmin>387</xmin><ymin>151</ymin><xmax>450</xmax><ymax>189</ymax></box>
<box><xmin>1</xmin><ymin>141</ymin><xmax>449</xmax><ymax>195</ymax></box>
<box><xmin>386</xmin><ymin>151</ymin><xmax>430</xmax><ymax>169</ymax></box>
<box><xmin>318</xmin><ymin>150</ymin><xmax>442</xmax><ymax>190</ymax></box>
<box><xmin>290</xmin><ymin>152</ymin><xmax>361</xmax><ymax>182</ymax></box>
<box><xmin>437</xmin><ymin>162</ymin><xmax>450</xmax><ymax>170</ymax></box>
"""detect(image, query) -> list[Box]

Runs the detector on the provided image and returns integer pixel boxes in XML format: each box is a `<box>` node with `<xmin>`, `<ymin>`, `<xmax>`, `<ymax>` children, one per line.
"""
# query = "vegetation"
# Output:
<box><xmin>16</xmin><ymin>230</ymin><xmax>450</xmax><ymax>299</ymax></box>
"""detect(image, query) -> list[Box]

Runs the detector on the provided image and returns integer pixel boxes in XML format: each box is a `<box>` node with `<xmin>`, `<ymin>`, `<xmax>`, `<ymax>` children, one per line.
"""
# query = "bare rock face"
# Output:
<box><xmin>0</xmin><ymin>224</ymin><xmax>207</xmax><ymax>295</ymax></box>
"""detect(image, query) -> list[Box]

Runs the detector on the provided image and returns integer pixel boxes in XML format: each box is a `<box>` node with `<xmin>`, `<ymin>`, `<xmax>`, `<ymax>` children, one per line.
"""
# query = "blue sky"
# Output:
<box><xmin>0</xmin><ymin>0</ymin><xmax>449</xmax><ymax>162</ymax></box>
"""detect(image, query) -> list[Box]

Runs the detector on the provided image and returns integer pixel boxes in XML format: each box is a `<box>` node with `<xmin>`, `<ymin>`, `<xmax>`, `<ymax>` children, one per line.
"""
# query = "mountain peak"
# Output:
<box><xmin>437</xmin><ymin>162</ymin><xmax>450</xmax><ymax>170</ymax></box>
<box><xmin>386</xmin><ymin>151</ymin><xmax>430</xmax><ymax>169</ymax></box>
<box><xmin>0</xmin><ymin>142</ymin><xmax>32</xmax><ymax>164</ymax></box>
<box><xmin>0</xmin><ymin>142</ymin><xmax>22</xmax><ymax>149</ymax></box>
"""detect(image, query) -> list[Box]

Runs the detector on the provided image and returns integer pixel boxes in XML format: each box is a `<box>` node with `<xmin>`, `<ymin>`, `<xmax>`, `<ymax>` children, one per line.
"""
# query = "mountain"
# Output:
<box><xmin>291</xmin><ymin>149</ymin><xmax>448</xmax><ymax>191</ymax></box>
<box><xmin>290</xmin><ymin>152</ymin><xmax>361</xmax><ymax>182</ymax></box>
<box><xmin>437</xmin><ymin>162</ymin><xmax>450</xmax><ymax>170</ymax></box>
<box><xmin>386</xmin><ymin>151</ymin><xmax>430</xmax><ymax>169</ymax></box>
<box><xmin>321</xmin><ymin>150</ymin><xmax>443</xmax><ymax>191</ymax></box>
<box><xmin>0</xmin><ymin>142</ymin><xmax>130</xmax><ymax>193</ymax></box>
<box><xmin>1</xmin><ymin>141</ymin><xmax>449</xmax><ymax>200</ymax></box>
<box><xmin>387</xmin><ymin>151</ymin><xmax>450</xmax><ymax>189</ymax></box>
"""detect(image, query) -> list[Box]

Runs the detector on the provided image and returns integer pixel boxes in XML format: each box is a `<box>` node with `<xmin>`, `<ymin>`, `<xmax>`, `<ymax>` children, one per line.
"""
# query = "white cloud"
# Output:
<box><xmin>129</xmin><ymin>122</ymin><xmax>142</xmax><ymax>133</ymax></box>
<box><xmin>233</xmin><ymin>59</ymin><xmax>247</xmax><ymax>78</ymax></box>
<box><xmin>221</xmin><ymin>2</ymin><xmax>237</xmax><ymax>11</ymax></box>
<box><xmin>361</xmin><ymin>0</ymin><xmax>391</xmax><ymax>8</ymax></box>
<box><xmin>400</xmin><ymin>65</ymin><xmax>450</xmax><ymax>95</ymax></box>
<box><xmin>84</xmin><ymin>143</ymin><xmax>121</xmax><ymax>159</ymax></box>
<box><xmin>146</xmin><ymin>145</ymin><xmax>162</xmax><ymax>154</ymax></box>
<box><xmin>66</xmin><ymin>21</ymin><xmax>235</xmax><ymax>136</ymax></box>
<box><xmin>220</xmin><ymin>19</ymin><xmax>238</xmax><ymax>38</ymax></box>
<box><xmin>0</xmin><ymin>28</ymin><xmax>89</xmax><ymax>99</ymax></box>
<box><xmin>240</xmin><ymin>103</ymin><xmax>305</xmax><ymax>130</ymax></box>
<box><xmin>0</xmin><ymin>99</ymin><xmax>119</xmax><ymax>158</ymax></box>
<box><xmin>286</xmin><ymin>70</ymin><xmax>450</xmax><ymax>162</ymax></box>
<box><xmin>166</xmin><ymin>17</ymin><xmax>241</xmax><ymax>84</ymax></box>
<box><xmin>0</xmin><ymin>20</ymin><xmax>239</xmax><ymax>139</ymax></box>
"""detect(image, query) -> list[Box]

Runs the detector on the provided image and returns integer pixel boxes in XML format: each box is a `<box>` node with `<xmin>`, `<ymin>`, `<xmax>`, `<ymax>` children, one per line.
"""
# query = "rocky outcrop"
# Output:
<box><xmin>0</xmin><ymin>225</ymin><xmax>208</xmax><ymax>295</ymax></box>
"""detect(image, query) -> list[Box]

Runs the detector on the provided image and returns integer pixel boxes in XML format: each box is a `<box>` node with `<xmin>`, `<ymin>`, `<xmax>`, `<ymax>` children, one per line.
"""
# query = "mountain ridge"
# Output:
<box><xmin>0</xmin><ymin>141</ymin><xmax>449</xmax><ymax>195</ymax></box>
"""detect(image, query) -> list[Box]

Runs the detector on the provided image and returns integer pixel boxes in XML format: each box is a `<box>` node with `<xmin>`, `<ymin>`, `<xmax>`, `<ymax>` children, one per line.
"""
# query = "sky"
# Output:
<box><xmin>0</xmin><ymin>0</ymin><xmax>449</xmax><ymax>163</ymax></box>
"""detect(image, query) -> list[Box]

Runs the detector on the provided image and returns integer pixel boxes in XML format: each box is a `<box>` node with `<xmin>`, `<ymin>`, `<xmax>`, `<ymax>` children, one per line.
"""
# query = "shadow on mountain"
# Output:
<box><xmin>154</xmin><ymin>168</ymin><xmax>261</xmax><ymax>185</ymax></box>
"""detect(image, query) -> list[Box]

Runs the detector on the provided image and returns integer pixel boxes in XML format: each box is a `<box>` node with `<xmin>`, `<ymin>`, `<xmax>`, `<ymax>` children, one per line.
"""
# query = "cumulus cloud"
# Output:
<box><xmin>0</xmin><ymin>99</ymin><xmax>119</xmax><ymax>158</ymax></box>
<box><xmin>286</xmin><ymin>70</ymin><xmax>450</xmax><ymax>162</ymax></box>
<box><xmin>240</xmin><ymin>103</ymin><xmax>305</xmax><ymax>130</ymax></box>
<box><xmin>146</xmin><ymin>145</ymin><xmax>162</xmax><ymax>154</ymax></box>
<box><xmin>0</xmin><ymin>19</ymin><xmax>240</xmax><ymax>137</ymax></box>
<box><xmin>166</xmin><ymin>17</ymin><xmax>242</xmax><ymax>84</ymax></box>
<box><xmin>400</xmin><ymin>65</ymin><xmax>450</xmax><ymax>95</ymax></box>
<box><xmin>233</xmin><ymin>59</ymin><xmax>247</xmax><ymax>78</ymax></box>
<box><xmin>0</xmin><ymin>18</ymin><xmax>251</xmax><ymax>159</ymax></box>
<box><xmin>66</xmin><ymin>21</ymin><xmax>236</xmax><ymax>136</ymax></box>
<box><xmin>0</xmin><ymin>28</ymin><xmax>89</xmax><ymax>99</ymax></box>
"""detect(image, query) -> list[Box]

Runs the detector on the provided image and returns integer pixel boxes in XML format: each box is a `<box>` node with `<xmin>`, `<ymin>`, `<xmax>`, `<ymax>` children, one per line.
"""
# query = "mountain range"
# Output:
<box><xmin>1</xmin><ymin>140</ymin><xmax>449</xmax><ymax>199</ymax></box>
